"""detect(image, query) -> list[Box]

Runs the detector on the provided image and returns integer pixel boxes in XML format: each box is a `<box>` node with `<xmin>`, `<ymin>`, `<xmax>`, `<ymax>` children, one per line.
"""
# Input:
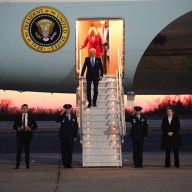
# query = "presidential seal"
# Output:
<box><xmin>21</xmin><ymin>6</ymin><xmax>70</xmax><ymax>53</ymax></box>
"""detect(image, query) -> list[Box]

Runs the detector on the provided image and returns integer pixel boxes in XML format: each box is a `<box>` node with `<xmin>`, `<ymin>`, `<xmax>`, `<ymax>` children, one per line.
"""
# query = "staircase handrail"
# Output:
<box><xmin>117</xmin><ymin>55</ymin><xmax>126</xmax><ymax>142</ymax></box>
<box><xmin>116</xmin><ymin>70</ymin><xmax>123</xmax><ymax>142</ymax></box>
<box><xmin>79</xmin><ymin>50</ymin><xmax>83</xmax><ymax>144</ymax></box>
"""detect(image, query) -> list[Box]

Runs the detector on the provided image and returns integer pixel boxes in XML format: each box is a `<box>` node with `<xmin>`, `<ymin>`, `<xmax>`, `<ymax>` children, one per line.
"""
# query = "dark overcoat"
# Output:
<box><xmin>161</xmin><ymin>115</ymin><xmax>182</xmax><ymax>150</ymax></box>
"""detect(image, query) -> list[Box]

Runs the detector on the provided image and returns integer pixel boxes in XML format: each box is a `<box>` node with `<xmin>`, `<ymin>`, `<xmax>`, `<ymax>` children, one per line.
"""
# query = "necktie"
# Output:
<box><xmin>66</xmin><ymin>114</ymin><xmax>70</xmax><ymax>121</ymax></box>
<box><xmin>23</xmin><ymin>115</ymin><xmax>26</xmax><ymax>128</ymax></box>
<box><xmin>91</xmin><ymin>57</ymin><xmax>94</xmax><ymax>67</ymax></box>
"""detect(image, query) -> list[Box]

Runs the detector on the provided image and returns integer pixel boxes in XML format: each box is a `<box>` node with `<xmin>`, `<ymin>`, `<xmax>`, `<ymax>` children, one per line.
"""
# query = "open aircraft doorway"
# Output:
<box><xmin>76</xmin><ymin>19</ymin><xmax>124</xmax><ymax>78</ymax></box>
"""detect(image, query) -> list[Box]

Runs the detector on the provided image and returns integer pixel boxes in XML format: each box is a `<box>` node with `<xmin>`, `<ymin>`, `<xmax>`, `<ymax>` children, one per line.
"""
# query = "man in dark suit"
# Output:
<box><xmin>80</xmin><ymin>48</ymin><xmax>103</xmax><ymax>108</ymax></box>
<box><xmin>126</xmin><ymin>106</ymin><xmax>148</xmax><ymax>168</ymax></box>
<box><xmin>13</xmin><ymin>104</ymin><xmax>37</xmax><ymax>169</ymax></box>
<box><xmin>56</xmin><ymin>104</ymin><xmax>78</xmax><ymax>168</ymax></box>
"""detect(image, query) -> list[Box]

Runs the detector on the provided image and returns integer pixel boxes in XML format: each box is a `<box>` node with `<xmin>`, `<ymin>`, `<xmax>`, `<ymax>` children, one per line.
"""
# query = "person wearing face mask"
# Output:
<box><xmin>126</xmin><ymin>106</ymin><xmax>148</xmax><ymax>168</ymax></box>
<box><xmin>161</xmin><ymin>107</ymin><xmax>182</xmax><ymax>168</ymax></box>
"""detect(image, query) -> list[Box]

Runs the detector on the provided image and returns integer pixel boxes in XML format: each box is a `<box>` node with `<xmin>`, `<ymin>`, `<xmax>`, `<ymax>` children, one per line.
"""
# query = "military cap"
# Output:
<box><xmin>63</xmin><ymin>104</ymin><xmax>72</xmax><ymax>109</ymax></box>
<box><xmin>134</xmin><ymin>106</ymin><xmax>143</xmax><ymax>111</ymax></box>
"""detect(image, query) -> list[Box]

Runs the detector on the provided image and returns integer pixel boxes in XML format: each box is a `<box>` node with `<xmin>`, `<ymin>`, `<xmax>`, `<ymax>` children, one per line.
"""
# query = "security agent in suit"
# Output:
<box><xmin>13</xmin><ymin>104</ymin><xmax>37</xmax><ymax>169</ymax></box>
<box><xmin>161</xmin><ymin>107</ymin><xmax>182</xmax><ymax>168</ymax></box>
<box><xmin>80</xmin><ymin>48</ymin><xmax>103</xmax><ymax>108</ymax></box>
<box><xmin>56</xmin><ymin>104</ymin><xmax>78</xmax><ymax>168</ymax></box>
<box><xmin>126</xmin><ymin>106</ymin><xmax>148</xmax><ymax>168</ymax></box>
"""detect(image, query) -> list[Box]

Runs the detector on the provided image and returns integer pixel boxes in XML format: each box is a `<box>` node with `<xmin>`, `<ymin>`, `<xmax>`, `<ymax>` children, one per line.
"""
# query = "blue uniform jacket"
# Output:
<box><xmin>56</xmin><ymin>113</ymin><xmax>78</xmax><ymax>139</ymax></box>
<box><xmin>127</xmin><ymin>114</ymin><xmax>148</xmax><ymax>139</ymax></box>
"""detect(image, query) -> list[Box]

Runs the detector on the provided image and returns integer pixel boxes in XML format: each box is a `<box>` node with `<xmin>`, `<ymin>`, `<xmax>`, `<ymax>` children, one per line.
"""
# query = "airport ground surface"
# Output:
<box><xmin>0</xmin><ymin>152</ymin><xmax>192</xmax><ymax>192</ymax></box>
<box><xmin>0</xmin><ymin>122</ymin><xmax>192</xmax><ymax>192</ymax></box>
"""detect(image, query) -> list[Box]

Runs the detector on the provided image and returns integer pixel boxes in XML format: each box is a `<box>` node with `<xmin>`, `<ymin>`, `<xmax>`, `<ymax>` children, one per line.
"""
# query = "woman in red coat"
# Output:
<box><xmin>80</xmin><ymin>27</ymin><xmax>102</xmax><ymax>57</ymax></box>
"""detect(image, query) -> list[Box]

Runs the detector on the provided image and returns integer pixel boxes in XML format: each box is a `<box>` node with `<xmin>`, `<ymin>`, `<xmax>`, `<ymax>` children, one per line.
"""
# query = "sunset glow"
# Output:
<box><xmin>0</xmin><ymin>90</ymin><xmax>190</xmax><ymax>111</ymax></box>
<box><xmin>0</xmin><ymin>90</ymin><xmax>76</xmax><ymax>109</ymax></box>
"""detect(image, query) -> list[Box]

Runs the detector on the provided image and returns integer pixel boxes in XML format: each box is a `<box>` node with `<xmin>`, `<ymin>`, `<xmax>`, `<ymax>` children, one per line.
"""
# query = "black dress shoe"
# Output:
<box><xmin>175</xmin><ymin>166</ymin><xmax>180</xmax><ymax>168</ymax></box>
<box><xmin>67</xmin><ymin>165</ymin><xmax>73</xmax><ymax>168</ymax></box>
<box><xmin>87</xmin><ymin>103</ymin><xmax>91</xmax><ymax>108</ymax></box>
<box><xmin>26</xmin><ymin>165</ymin><xmax>30</xmax><ymax>169</ymax></box>
<box><xmin>93</xmin><ymin>103</ymin><xmax>97</xmax><ymax>107</ymax></box>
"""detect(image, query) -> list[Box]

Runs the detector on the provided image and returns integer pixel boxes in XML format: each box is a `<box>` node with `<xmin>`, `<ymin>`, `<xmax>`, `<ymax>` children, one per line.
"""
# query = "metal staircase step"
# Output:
<box><xmin>83</xmin><ymin>128</ymin><xmax>120</xmax><ymax>135</ymax></box>
<box><xmin>84</xmin><ymin>149</ymin><xmax>120</xmax><ymax>156</ymax></box>
<box><xmin>84</xmin><ymin>156</ymin><xmax>121</xmax><ymax>163</ymax></box>
<box><xmin>83</xmin><ymin>162</ymin><xmax>121</xmax><ymax>167</ymax></box>
<box><xmin>77</xmin><ymin>75</ymin><xmax>124</xmax><ymax>167</ymax></box>
<box><xmin>83</xmin><ymin>141</ymin><xmax>120</xmax><ymax>148</ymax></box>
<box><xmin>82</xmin><ymin>116</ymin><xmax>119</xmax><ymax>122</ymax></box>
<box><xmin>83</xmin><ymin>134</ymin><xmax>120</xmax><ymax>141</ymax></box>
<box><xmin>83</xmin><ymin>108</ymin><xmax>118</xmax><ymax>114</ymax></box>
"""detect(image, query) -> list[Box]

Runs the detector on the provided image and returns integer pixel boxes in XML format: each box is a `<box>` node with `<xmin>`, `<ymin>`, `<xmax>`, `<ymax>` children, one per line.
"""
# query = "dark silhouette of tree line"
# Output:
<box><xmin>0</xmin><ymin>95</ymin><xmax>192</xmax><ymax>121</ymax></box>
<box><xmin>0</xmin><ymin>99</ymin><xmax>62</xmax><ymax>121</ymax></box>
<box><xmin>126</xmin><ymin>95</ymin><xmax>192</xmax><ymax>119</ymax></box>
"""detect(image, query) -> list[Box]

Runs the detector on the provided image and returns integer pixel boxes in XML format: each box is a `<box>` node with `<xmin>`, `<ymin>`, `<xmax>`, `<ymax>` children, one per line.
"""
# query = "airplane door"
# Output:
<box><xmin>76</xmin><ymin>19</ymin><xmax>124</xmax><ymax>78</ymax></box>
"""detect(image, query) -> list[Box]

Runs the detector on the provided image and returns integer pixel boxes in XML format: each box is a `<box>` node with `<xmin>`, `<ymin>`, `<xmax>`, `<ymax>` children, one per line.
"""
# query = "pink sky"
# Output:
<box><xmin>0</xmin><ymin>90</ymin><xmax>76</xmax><ymax>109</ymax></box>
<box><xmin>0</xmin><ymin>90</ymin><xmax>189</xmax><ymax>111</ymax></box>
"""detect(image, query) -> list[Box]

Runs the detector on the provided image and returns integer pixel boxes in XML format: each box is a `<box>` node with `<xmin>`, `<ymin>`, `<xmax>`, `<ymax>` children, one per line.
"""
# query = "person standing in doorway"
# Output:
<box><xmin>13</xmin><ymin>104</ymin><xmax>37</xmax><ymax>169</ymax></box>
<box><xmin>126</xmin><ymin>106</ymin><xmax>148</xmax><ymax>168</ymax></box>
<box><xmin>80</xmin><ymin>26</ymin><xmax>102</xmax><ymax>57</ymax></box>
<box><xmin>56</xmin><ymin>104</ymin><xmax>78</xmax><ymax>168</ymax></box>
<box><xmin>97</xmin><ymin>20</ymin><xmax>109</xmax><ymax>74</ymax></box>
<box><xmin>80</xmin><ymin>48</ymin><xmax>103</xmax><ymax>108</ymax></box>
<box><xmin>161</xmin><ymin>107</ymin><xmax>182</xmax><ymax>168</ymax></box>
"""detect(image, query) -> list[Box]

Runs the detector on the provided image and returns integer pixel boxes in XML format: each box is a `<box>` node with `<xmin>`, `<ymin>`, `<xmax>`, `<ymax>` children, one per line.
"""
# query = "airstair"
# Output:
<box><xmin>76</xmin><ymin>69</ymin><xmax>126</xmax><ymax>167</ymax></box>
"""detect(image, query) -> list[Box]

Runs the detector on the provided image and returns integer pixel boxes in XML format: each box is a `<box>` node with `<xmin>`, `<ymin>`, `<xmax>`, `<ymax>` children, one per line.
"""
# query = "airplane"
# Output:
<box><xmin>0</xmin><ymin>0</ymin><xmax>192</xmax><ymax>99</ymax></box>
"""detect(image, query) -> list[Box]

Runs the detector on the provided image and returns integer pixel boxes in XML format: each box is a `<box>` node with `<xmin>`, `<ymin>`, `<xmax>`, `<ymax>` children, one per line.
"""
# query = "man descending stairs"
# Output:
<box><xmin>76</xmin><ymin>75</ymin><xmax>126</xmax><ymax>167</ymax></box>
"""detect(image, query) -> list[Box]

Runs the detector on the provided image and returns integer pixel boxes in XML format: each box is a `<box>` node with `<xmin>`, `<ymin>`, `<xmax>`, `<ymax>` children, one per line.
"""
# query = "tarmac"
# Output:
<box><xmin>0</xmin><ymin>152</ymin><xmax>192</xmax><ymax>192</ymax></box>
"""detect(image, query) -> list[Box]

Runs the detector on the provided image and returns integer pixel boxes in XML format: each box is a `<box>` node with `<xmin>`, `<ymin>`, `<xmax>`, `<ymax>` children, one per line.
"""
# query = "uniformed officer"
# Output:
<box><xmin>56</xmin><ymin>104</ymin><xmax>78</xmax><ymax>168</ymax></box>
<box><xmin>126</xmin><ymin>106</ymin><xmax>148</xmax><ymax>168</ymax></box>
